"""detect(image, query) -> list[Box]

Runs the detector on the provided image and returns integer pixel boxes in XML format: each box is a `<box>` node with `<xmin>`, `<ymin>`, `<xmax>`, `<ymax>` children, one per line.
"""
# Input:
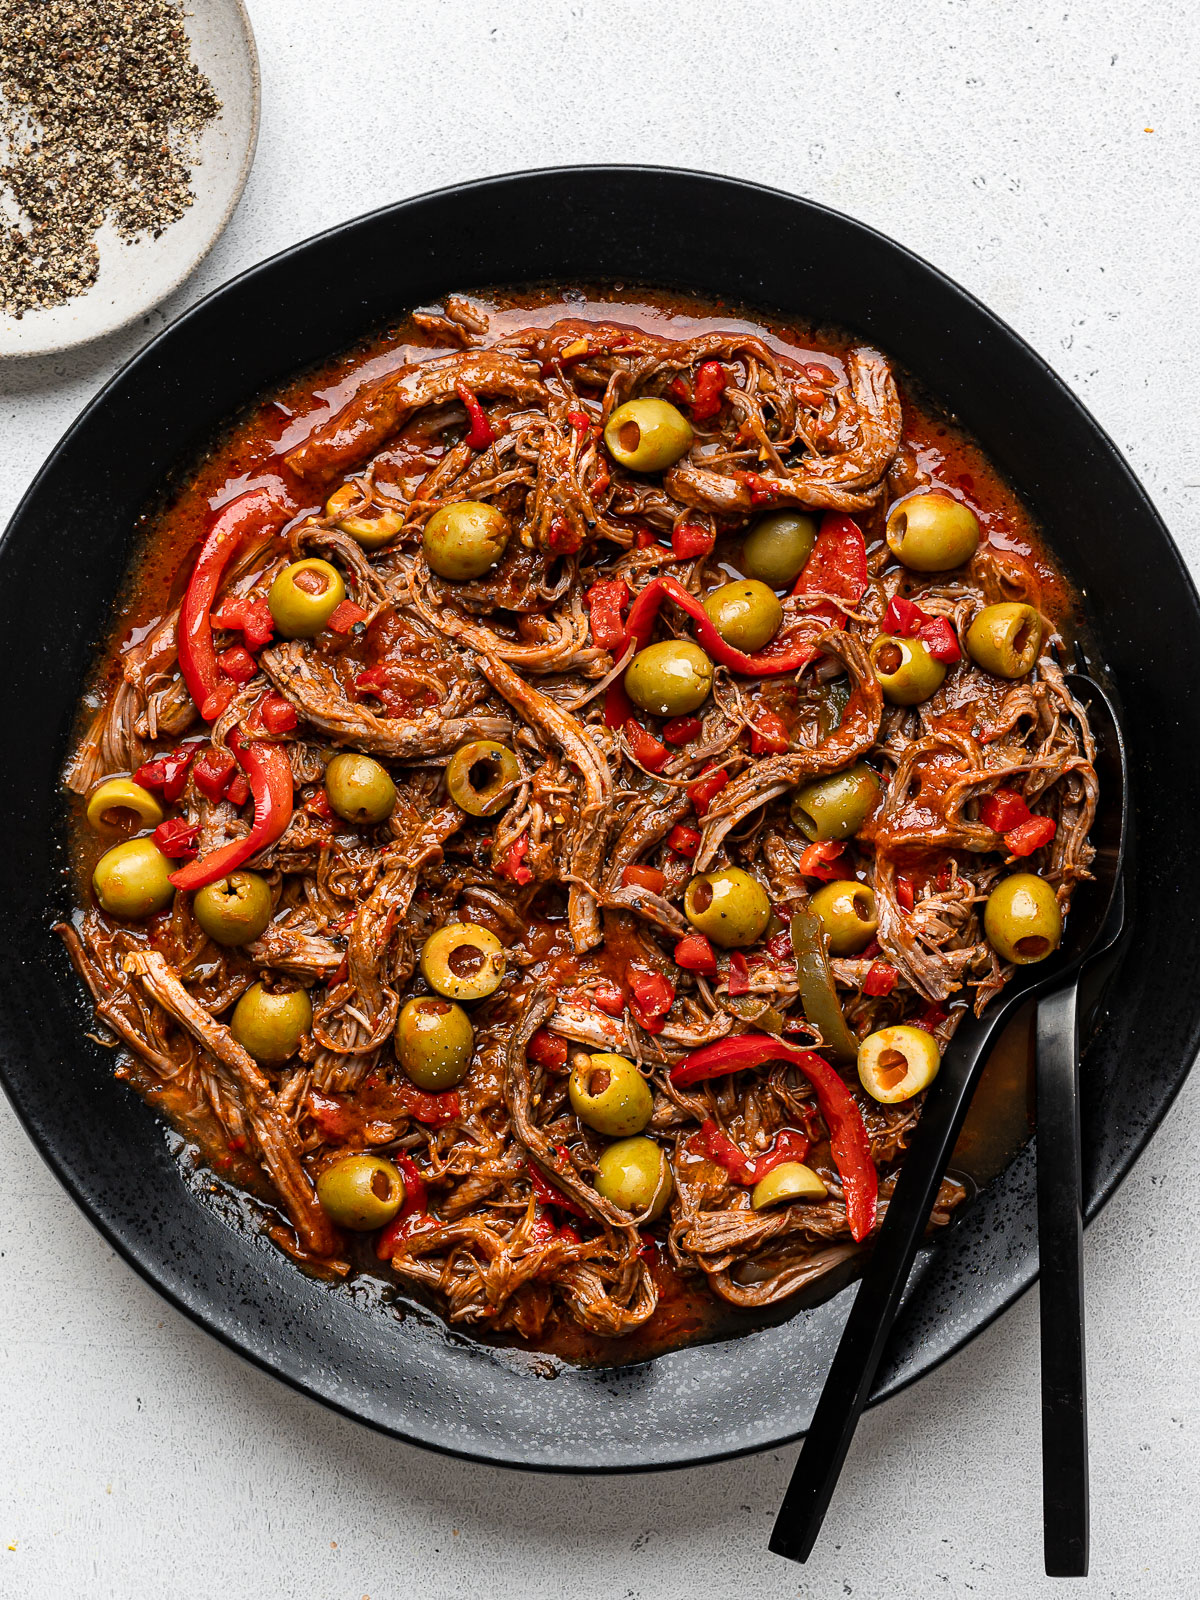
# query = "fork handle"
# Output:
<box><xmin>1036</xmin><ymin>980</ymin><xmax>1089</xmax><ymax>1577</ymax></box>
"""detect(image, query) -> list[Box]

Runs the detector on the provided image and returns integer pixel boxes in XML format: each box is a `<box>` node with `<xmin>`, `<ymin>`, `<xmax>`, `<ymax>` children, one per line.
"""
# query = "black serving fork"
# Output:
<box><xmin>769</xmin><ymin>673</ymin><xmax>1127</xmax><ymax>1568</ymax></box>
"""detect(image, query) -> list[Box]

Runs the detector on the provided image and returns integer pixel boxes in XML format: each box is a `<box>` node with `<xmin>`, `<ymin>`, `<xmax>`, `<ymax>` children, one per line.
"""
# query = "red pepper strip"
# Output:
<box><xmin>593</xmin><ymin>983</ymin><xmax>627</xmax><ymax>1017</ymax></box>
<box><xmin>628</xmin><ymin>970</ymin><xmax>674</xmax><ymax>1034</ymax></box>
<box><xmin>727</xmin><ymin>952</ymin><xmax>751</xmax><ymax>995</ymax></box>
<box><xmin>662</xmin><ymin>714</ymin><xmax>702</xmax><ymax>746</ymax></box>
<box><xmin>134</xmin><ymin>739</ymin><xmax>202</xmax><ymax>804</ymax></box>
<box><xmin>327</xmin><ymin>599</ymin><xmax>368</xmax><ymax>634</ymax></box>
<box><xmin>671</xmin><ymin>521</ymin><xmax>715</xmax><ymax>559</ymax></box>
<box><xmin>567</xmin><ymin>409</ymin><xmax>591</xmax><ymax>435</ymax></box>
<box><xmin>689</xmin><ymin>361</ymin><xmax>727</xmax><ymax>422</ymax></box>
<box><xmin>862</xmin><ymin>960</ymin><xmax>898</xmax><ymax>997</ymax></box>
<box><xmin>375</xmin><ymin>1152</ymin><xmax>432</xmax><ymax>1257</ymax></box>
<box><xmin>741</xmin><ymin>1128</ymin><xmax>813</xmax><ymax>1184</ymax></box>
<box><xmin>528</xmin><ymin>1027</ymin><xmax>569</xmax><ymax>1071</ymax></box>
<box><xmin>191</xmin><ymin>746</ymin><xmax>237</xmax><ymax>801</ymax></box>
<box><xmin>882</xmin><ymin>595</ymin><xmax>929</xmax><ymax>636</ymax></box>
<box><xmin>915</xmin><ymin>1002</ymin><xmax>948</xmax><ymax>1033</ymax></box>
<box><xmin>584</xmin><ymin>578</ymin><xmax>629</xmax><ymax>650</ymax></box>
<box><xmin>668</xmin><ymin>375</ymin><xmax>691</xmax><ymax>404</ymax></box>
<box><xmin>673</xmin><ymin>933</ymin><xmax>717</xmax><ymax>975</ymax></box>
<box><xmin>625</xmin><ymin>719</ymin><xmax>670</xmax><ymax>772</ymax></box>
<box><xmin>667</xmin><ymin>823</ymin><xmax>701</xmax><ymax>857</ymax></box>
<box><xmin>918</xmin><ymin>616</ymin><xmax>962</xmax><ymax>663</ymax></box>
<box><xmin>980</xmin><ymin>788</ymin><xmax>1031</xmax><ymax>832</ymax></box>
<box><xmin>798</xmin><ymin>840</ymin><xmax>846</xmax><ymax>881</ymax></box>
<box><xmin>1005</xmin><ymin>815</ymin><xmax>1057</xmax><ymax>856</ymax></box>
<box><xmin>670</xmin><ymin>1033</ymin><xmax>878</xmax><ymax>1241</ymax></box>
<box><xmin>152</xmin><ymin>819</ymin><xmax>199</xmax><ymax>859</ymax></box>
<box><xmin>396</xmin><ymin>1081</ymin><xmax>461</xmax><ymax>1127</ymax></box>
<box><xmin>216</xmin><ymin>644</ymin><xmax>257</xmax><ymax>684</ymax></box>
<box><xmin>527</xmin><ymin>1159</ymin><xmax>588</xmax><ymax>1219</ymax></box>
<box><xmin>620</xmin><ymin>573</ymin><xmax>828</xmax><ymax>678</ymax></box>
<box><xmin>455</xmin><ymin>382</ymin><xmax>495</xmax><ymax>450</ymax></box>
<box><xmin>896</xmin><ymin>875</ymin><xmax>916</xmax><ymax>912</ymax></box>
<box><xmin>688</xmin><ymin>1118</ymin><xmax>754</xmax><ymax>1182</ymax></box>
<box><xmin>179</xmin><ymin>487</ymin><xmax>290</xmax><ymax>721</ymax></box>
<box><xmin>622</xmin><ymin>864</ymin><xmax>666</xmax><ymax>894</ymax></box>
<box><xmin>687</xmin><ymin>765</ymin><xmax>729</xmax><ymax>815</ymax></box>
<box><xmin>750</xmin><ymin>709</ymin><xmax>790</xmax><ymax>754</ymax></box>
<box><xmin>496</xmin><ymin>832</ymin><xmax>533</xmax><ymax>885</ymax></box>
<box><xmin>169</xmin><ymin>731</ymin><xmax>294</xmax><ymax>891</ymax></box>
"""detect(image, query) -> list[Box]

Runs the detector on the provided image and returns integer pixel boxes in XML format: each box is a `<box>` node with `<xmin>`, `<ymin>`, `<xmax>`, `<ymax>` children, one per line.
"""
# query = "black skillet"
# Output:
<box><xmin>0</xmin><ymin>168</ymin><xmax>1195</xmax><ymax>1471</ymax></box>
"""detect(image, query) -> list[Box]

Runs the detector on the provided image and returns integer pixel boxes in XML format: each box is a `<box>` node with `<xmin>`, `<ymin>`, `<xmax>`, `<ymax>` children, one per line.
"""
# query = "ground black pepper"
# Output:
<box><xmin>0</xmin><ymin>0</ymin><xmax>222</xmax><ymax>318</ymax></box>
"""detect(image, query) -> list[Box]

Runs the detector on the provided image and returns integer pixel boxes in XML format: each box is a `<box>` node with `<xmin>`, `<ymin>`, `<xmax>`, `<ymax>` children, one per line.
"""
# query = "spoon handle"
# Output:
<box><xmin>768</xmin><ymin>1009</ymin><xmax>1000</xmax><ymax>1563</ymax></box>
<box><xmin>1036</xmin><ymin>980</ymin><xmax>1090</xmax><ymax>1576</ymax></box>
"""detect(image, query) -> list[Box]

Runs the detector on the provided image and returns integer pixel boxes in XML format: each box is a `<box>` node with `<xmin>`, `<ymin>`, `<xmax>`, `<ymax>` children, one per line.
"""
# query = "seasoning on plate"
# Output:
<box><xmin>0</xmin><ymin>0</ymin><xmax>222</xmax><ymax>318</ymax></box>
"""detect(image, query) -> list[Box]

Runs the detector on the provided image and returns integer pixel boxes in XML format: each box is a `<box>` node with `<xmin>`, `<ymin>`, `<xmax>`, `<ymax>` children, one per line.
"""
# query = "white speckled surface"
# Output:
<box><xmin>1</xmin><ymin>2</ymin><xmax>1198</xmax><ymax>1594</ymax></box>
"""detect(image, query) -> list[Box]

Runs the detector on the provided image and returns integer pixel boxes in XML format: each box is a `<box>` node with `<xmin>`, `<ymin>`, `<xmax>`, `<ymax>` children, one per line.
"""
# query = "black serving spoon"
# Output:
<box><xmin>769</xmin><ymin>673</ymin><xmax>1127</xmax><ymax>1567</ymax></box>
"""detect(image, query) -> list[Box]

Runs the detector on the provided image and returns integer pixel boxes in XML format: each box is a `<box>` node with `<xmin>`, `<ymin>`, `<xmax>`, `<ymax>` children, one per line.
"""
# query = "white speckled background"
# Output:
<box><xmin>1</xmin><ymin>2</ymin><xmax>1197</xmax><ymax>1594</ymax></box>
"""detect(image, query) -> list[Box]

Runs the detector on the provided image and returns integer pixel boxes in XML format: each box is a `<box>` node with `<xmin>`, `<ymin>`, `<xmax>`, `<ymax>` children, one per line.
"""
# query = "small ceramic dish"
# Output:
<box><xmin>0</xmin><ymin>0</ymin><xmax>259</xmax><ymax>358</ymax></box>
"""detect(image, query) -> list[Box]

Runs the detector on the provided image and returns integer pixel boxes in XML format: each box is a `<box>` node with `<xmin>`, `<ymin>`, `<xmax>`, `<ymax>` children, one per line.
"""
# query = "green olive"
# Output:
<box><xmin>193</xmin><ymin>871</ymin><xmax>273</xmax><ymax>946</ymax></box>
<box><xmin>569</xmin><ymin>1052</ymin><xmax>653</xmax><ymax>1137</ymax></box>
<box><xmin>316</xmin><ymin>1154</ymin><xmax>405</xmax><ymax>1230</ymax></box>
<box><xmin>324</xmin><ymin>482</ymin><xmax>404</xmax><ymax>550</ymax></box>
<box><xmin>966</xmin><ymin>603</ymin><xmax>1042</xmax><ymax>679</ymax></box>
<box><xmin>702</xmin><ymin>579</ymin><xmax>783</xmax><ymax>652</ymax></box>
<box><xmin>809</xmin><ymin>879</ymin><xmax>878</xmax><ymax>955</ymax></box>
<box><xmin>789</xmin><ymin>763</ymin><xmax>881</xmax><ymax>841</ymax></box>
<box><xmin>397</xmin><ymin>996</ymin><xmax>474</xmax><ymax>1090</ymax></box>
<box><xmin>869</xmin><ymin>634</ymin><xmax>947</xmax><ymax>705</ymax></box>
<box><xmin>423</xmin><ymin>500</ymin><xmax>510</xmax><ymax>580</ymax></box>
<box><xmin>984</xmin><ymin>873</ymin><xmax>1062</xmax><ymax>964</ymax></box>
<box><xmin>684</xmin><ymin>867</ymin><xmax>771</xmax><ymax>949</ymax></box>
<box><xmin>419</xmin><ymin>922</ymin><xmax>506</xmax><ymax>1001</ymax></box>
<box><xmin>741</xmin><ymin>510</ymin><xmax>818</xmax><ymax>588</ymax></box>
<box><xmin>594</xmin><ymin>1136</ymin><xmax>673</xmax><ymax>1219</ymax></box>
<box><xmin>624</xmin><ymin>639</ymin><xmax>714</xmax><ymax>717</ymax></box>
<box><xmin>858</xmin><ymin>1025</ymin><xmax>941</xmax><ymax>1103</ymax></box>
<box><xmin>268</xmin><ymin>558</ymin><xmax>346</xmax><ymax>638</ymax></box>
<box><xmin>324</xmin><ymin>752</ymin><xmax>396</xmax><ymax>824</ymax></box>
<box><xmin>604</xmin><ymin>397</ymin><xmax>694</xmax><ymax>472</ymax></box>
<box><xmin>230</xmin><ymin>981</ymin><xmax>312</xmax><ymax>1063</ymax></box>
<box><xmin>750</xmin><ymin>1161</ymin><xmax>828</xmax><ymax>1209</ymax></box>
<box><xmin>886</xmin><ymin>491</ymin><xmax>980</xmax><ymax>571</ymax></box>
<box><xmin>92</xmin><ymin>837</ymin><xmax>174</xmax><ymax>920</ymax></box>
<box><xmin>445</xmin><ymin>740</ymin><xmax>521</xmax><ymax>817</ymax></box>
<box><xmin>86</xmin><ymin>778</ymin><xmax>163</xmax><ymax>836</ymax></box>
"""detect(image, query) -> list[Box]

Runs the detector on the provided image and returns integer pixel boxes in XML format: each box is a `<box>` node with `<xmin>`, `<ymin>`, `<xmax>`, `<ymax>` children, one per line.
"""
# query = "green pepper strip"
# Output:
<box><xmin>789</xmin><ymin>908</ymin><xmax>859</xmax><ymax>1062</ymax></box>
<box><xmin>670</xmin><ymin>1031</ymin><xmax>877</xmax><ymax>1242</ymax></box>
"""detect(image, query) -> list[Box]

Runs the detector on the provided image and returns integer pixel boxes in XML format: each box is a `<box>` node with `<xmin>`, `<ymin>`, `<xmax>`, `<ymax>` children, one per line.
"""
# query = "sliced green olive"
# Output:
<box><xmin>594</xmin><ymin>1135</ymin><xmax>673</xmax><ymax>1219</ymax></box>
<box><xmin>268</xmin><ymin>558</ymin><xmax>346</xmax><ymax>638</ymax></box>
<box><xmin>92</xmin><ymin>837</ymin><xmax>175</xmax><ymax>920</ymax></box>
<box><xmin>231</xmin><ymin>981</ymin><xmax>312</xmax><ymax>1063</ymax></box>
<box><xmin>624</xmin><ymin>639</ymin><xmax>714</xmax><ymax>717</ymax></box>
<box><xmin>324</xmin><ymin>482</ymin><xmax>404</xmax><ymax>550</ymax></box>
<box><xmin>984</xmin><ymin>873</ymin><xmax>1062</xmax><ymax>964</ymax></box>
<box><xmin>809</xmin><ymin>879</ymin><xmax>878</xmax><ymax>955</ymax></box>
<box><xmin>886</xmin><ymin>491</ymin><xmax>980</xmax><ymax>571</ymax></box>
<box><xmin>569</xmin><ymin>1052</ymin><xmax>653</xmax><ymax>1138</ymax></box>
<box><xmin>324</xmin><ymin>752</ymin><xmax>396</xmax><ymax>824</ymax></box>
<box><xmin>603</xmin><ymin>397</ymin><xmax>693</xmax><ymax>472</ymax></box>
<box><xmin>858</xmin><ymin>1024</ymin><xmax>941</xmax><ymax>1103</ymax></box>
<box><xmin>702</xmin><ymin>579</ymin><xmax>783</xmax><ymax>653</ymax></box>
<box><xmin>423</xmin><ymin>500</ymin><xmax>510</xmax><ymax>580</ymax></box>
<box><xmin>86</xmin><ymin>778</ymin><xmax>163</xmax><ymax>836</ymax></box>
<box><xmin>445</xmin><ymin>740</ymin><xmax>520</xmax><ymax>818</ymax></box>
<box><xmin>316</xmin><ymin>1154</ymin><xmax>405</xmax><ymax>1230</ymax></box>
<box><xmin>789</xmin><ymin>763</ymin><xmax>881</xmax><ymax>841</ymax></box>
<box><xmin>193</xmin><ymin>871</ymin><xmax>273</xmax><ymax>947</ymax></box>
<box><xmin>397</xmin><ymin>996</ymin><xmax>474</xmax><ymax>1090</ymax></box>
<box><xmin>684</xmin><ymin>867</ymin><xmax>771</xmax><ymax>949</ymax></box>
<box><xmin>419</xmin><ymin>922</ymin><xmax>506</xmax><ymax>1001</ymax></box>
<box><xmin>741</xmin><ymin>510</ymin><xmax>817</xmax><ymax>588</ymax></box>
<box><xmin>750</xmin><ymin>1161</ymin><xmax>828</xmax><ymax>1209</ymax></box>
<box><xmin>966</xmin><ymin>603</ymin><xmax>1042</xmax><ymax>679</ymax></box>
<box><xmin>869</xmin><ymin>634</ymin><xmax>947</xmax><ymax>705</ymax></box>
